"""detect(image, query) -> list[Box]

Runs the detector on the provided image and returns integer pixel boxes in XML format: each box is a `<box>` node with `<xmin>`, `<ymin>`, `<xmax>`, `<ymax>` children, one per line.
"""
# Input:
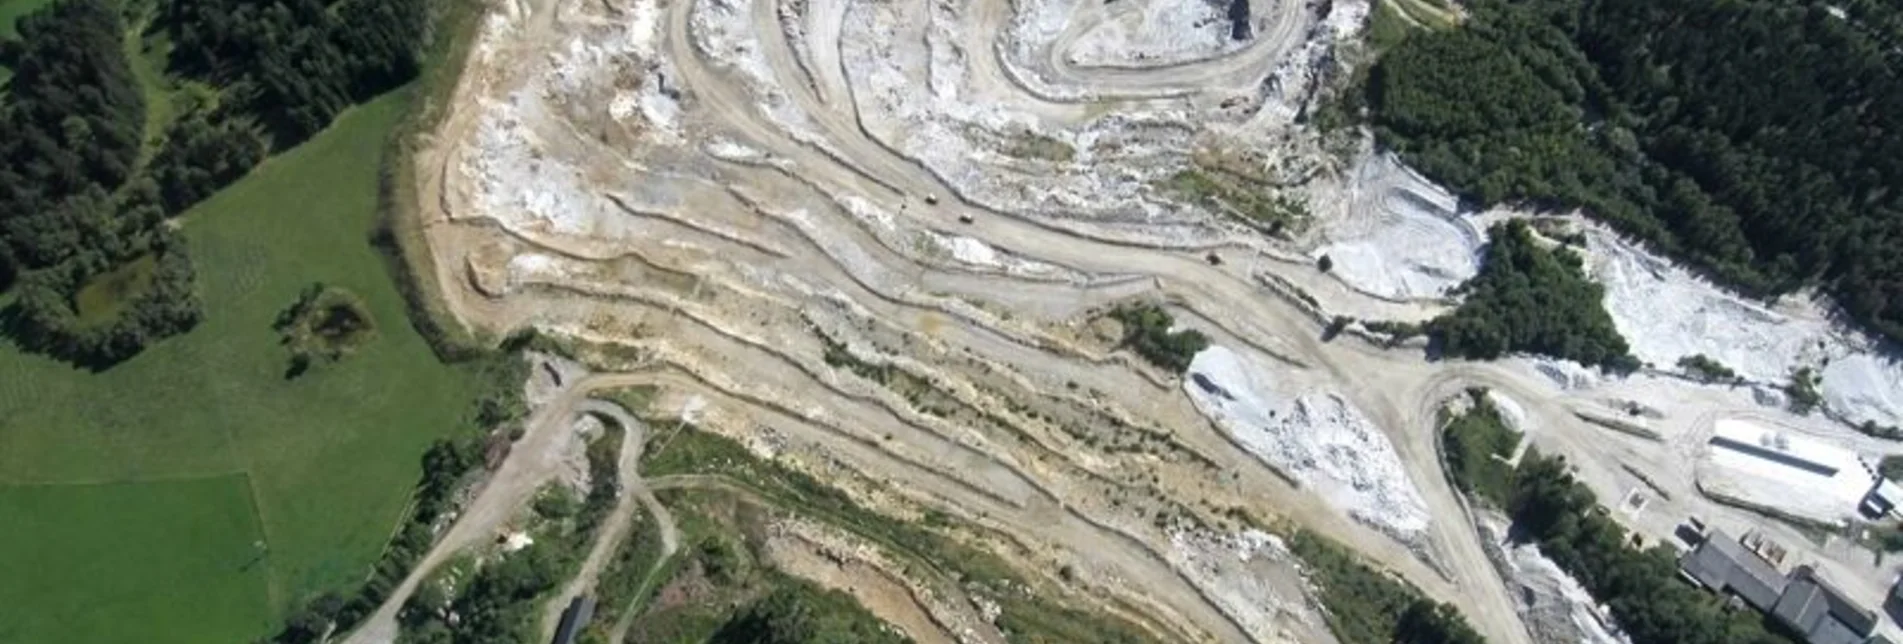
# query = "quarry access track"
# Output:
<box><xmin>340</xmin><ymin>371</ymin><xmax>674</xmax><ymax>644</ymax></box>
<box><xmin>383</xmin><ymin>0</ymin><xmax>1822</xmax><ymax>639</ymax></box>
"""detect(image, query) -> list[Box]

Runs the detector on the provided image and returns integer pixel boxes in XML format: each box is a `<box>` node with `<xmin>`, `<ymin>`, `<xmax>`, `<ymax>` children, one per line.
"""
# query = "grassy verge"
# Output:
<box><xmin>120</xmin><ymin>2</ymin><xmax>186</xmax><ymax>164</ymax></box>
<box><xmin>1366</xmin><ymin>0</ymin><xmax>1417</xmax><ymax>52</ymax></box>
<box><xmin>582</xmin><ymin>501</ymin><xmax>675</xmax><ymax>642</ymax></box>
<box><xmin>0</xmin><ymin>475</ymin><xmax>273</xmax><ymax>643</ymax></box>
<box><xmin>0</xmin><ymin>92</ymin><xmax>482</xmax><ymax>641</ymax></box>
<box><xmin>369</xmin><ymin>0</ymin><xmax>492</xmax><ymax>361</ymax></box>
<box><xmin>1439</xmin><ymin>389</ymin><xmax>1521</xmax><ymax>506</ymax></box>
<box><xmin>73</xmin><ymin>253</ymin><xmax>159</xmax><ymax>324</ymax></box>
<box><xmin>619</xmin><ymin>489</ymin><xmax>908</xmax><ymax>644</ymax></box>
<box><xmin>641</xmin><ymin>425</ymin><xmax>1159</xmax><ymax>643</ymax></box>
<box><xmin>1290</xmin><ymin>530</ymin><xmax>1483</xmax><ymax>644</ymax></box>
<box><xmin>603</xmin><ymin>386</ymin><xmax>660</xmax><ymax>416</ymax></box>
<box><xmin>0</xmin><ymin>0</ymin><xmax>53</xmax><ymax>37</ymax></box>
<box><xmin>1162</xmin><ymin>167</ymin><xmax>1307</xmax><ymax>234</ymax></box>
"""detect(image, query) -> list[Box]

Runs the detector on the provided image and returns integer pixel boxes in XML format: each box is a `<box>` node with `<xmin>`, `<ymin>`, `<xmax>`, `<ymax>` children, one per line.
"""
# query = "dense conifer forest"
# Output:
<box><xmin>1369</xmin><ymin>0</ymin><xmax>1903</xmax><ymax>343</ymax></box>
<box><xmin>0</xmin><ymin>0</ymin><xmax>428</xmax><ymax>366</ymax></box>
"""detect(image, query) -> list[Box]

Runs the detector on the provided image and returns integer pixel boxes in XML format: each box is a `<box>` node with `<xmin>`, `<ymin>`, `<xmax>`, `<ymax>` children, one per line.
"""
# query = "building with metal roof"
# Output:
<box><xmin>1678</xmin><ymin>529</ymin><xmax>1789</xmax><ymax>611</ymax></box>
<box><xmin>551</xmin><ymin>595</ymin><xmax>596</xmax><ymax>644</ymax></box>
<box><xmin>1773</xmin><ymin>566</ymin><xmax>1878</xmax><ymax>644</ymax></box>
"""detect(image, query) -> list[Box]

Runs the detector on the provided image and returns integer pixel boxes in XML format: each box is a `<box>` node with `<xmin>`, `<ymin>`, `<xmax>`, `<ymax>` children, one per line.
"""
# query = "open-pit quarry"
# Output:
<box><xmin>387</xmin><ymin>0</ymin><xmax>1903</xmax><ymax>640</ymax></box>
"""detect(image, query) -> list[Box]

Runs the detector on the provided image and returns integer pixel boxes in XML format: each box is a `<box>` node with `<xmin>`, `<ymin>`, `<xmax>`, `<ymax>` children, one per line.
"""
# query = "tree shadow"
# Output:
<box><xmin>0</xmin><ymin>300</ymin><xmax>144</xmax><ymax>373</ymax></box>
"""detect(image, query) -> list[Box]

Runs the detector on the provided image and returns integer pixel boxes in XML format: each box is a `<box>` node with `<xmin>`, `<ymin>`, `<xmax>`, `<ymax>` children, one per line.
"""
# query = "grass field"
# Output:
<box><xmin>74</xmin><ymin>254</ymin><xmax>158</xmax><ymax>324</ymax></box>
<box><xmin>1440</xmin><ymin>391</ymin><xmax>1523</xmax><ymax>506</ymax></box>
<box><xmin>0</xmin><ymin>0</ymin><xmax>51</xmax><ymax>38</ymax></box>
<box><xmin>0</xmin><ymin>0</ymin><xmax>57</xmax><ymax>87</ymax></box>
<box><xmin>0</xmin><ymin>90</ymin><xmax>482</xmax><ymax>642</ymax></box>
<box><xmin>0</xmin><ymin>476</ymin><xmax>273</xmax><ymax>643</ymax></box>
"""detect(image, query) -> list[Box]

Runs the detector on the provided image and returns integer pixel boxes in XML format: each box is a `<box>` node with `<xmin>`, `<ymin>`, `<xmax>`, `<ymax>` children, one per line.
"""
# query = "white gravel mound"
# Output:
<box><xmin>1487</xmin><ymin>390</ymin><xmax>1532</xmax><ymax>437</ymax></box>
<box><xmin>1498</xmin><ymin>539</ymin><xmax>1629</xmax><ymax>644</ymax></box>
<box><xmin>1312</xmin><ymin>155</ymin><xmax>1482</xmax><ymax>300</ymax></box>
<box><xmin>841</xmin><ymin>0</ymin><xmax>1207</xmax><ymax>229</ymax></box>
<box><xmin>1065</xmin><ymin>0</ymin><xmax>1247</xmax><ymax>69</ymax></box>
<box><xmin>1586</xmin><ymin>228</ymin><xmax>1903</xmax><ymax>429</ymax></box>
<box><xmin>1822</xmin><ymin>355</ymin><xmax>1903</xmax><ymax>430</ymax></box>
<box><xmin>1183</xmin><ymin>346</ymin><xmax>1431</xmax><ymax>541</ymax></box>
<box><xmin>466</xmin><ymin>96</ymin><xmax>604</xmax><ymax>236</ymax></box>
<box><xmin>1167</xmin><ymin>527</ymin><xmax>1320</xmax><ymax>643</ymax></box>
<box><xmin>691</xmin><ymin>0</ymin><xmax>834</xmax><ymax>149</ymax></box>
<box><xmin>1589</xmin><ymin>231</ymin><xmax>1829</xmax><ymax>382</ymax></box>
<box><xmin>462</xmin><ymin>0</ymin><xmax>679</xmax><ymax>239</ymax></box>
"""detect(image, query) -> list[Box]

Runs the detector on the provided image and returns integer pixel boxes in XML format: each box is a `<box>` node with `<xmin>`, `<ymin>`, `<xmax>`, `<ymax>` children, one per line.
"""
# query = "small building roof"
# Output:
<box><xmin>1868</xmin><ymin>479</ymin><xmax>1903</xmax><ymax>517</ymax></box>
<box><xmin>1772</xmin><ymin>566</ymin><xmax>1877</xmax><ymax>644</ymax></box>
<box><xmin>1679</xmin><ymin>529</ymin><xmax>1789</xmax><ymax>611</ymax></box>
<box><xmin>551</xmin><ymin>595</ymin><xmax>596</xmax><ymax>644</ymax></box>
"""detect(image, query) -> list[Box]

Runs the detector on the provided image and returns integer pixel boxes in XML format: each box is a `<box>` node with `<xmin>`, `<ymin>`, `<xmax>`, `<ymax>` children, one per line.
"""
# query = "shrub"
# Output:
<box><xmin>1785</xmin><ymin>367</ymin><xmax>1823</xmax><ymax>414</ymax></box>
<box><xmin>274</xmin><ymin>283</ymin><xmax>378</xmax><ymax>376</ymax></box>
<box><xmin>1677</xmin><ymin>354</ymin><xmax>1740</xmax><ymax>384</ymax></box>
<box><xmin>1107</xmin><ymin>303</ymin><xmax>1209</xmax><ymax>374</ymax></box>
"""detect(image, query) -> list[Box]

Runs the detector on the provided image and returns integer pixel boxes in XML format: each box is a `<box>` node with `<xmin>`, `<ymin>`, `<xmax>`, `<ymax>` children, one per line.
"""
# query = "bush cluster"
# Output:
<box><xmin>1427</xmin><ymin>220</ymin><xmax>1637</xmax><ymax>371</ymax></box>
<box><xmin>1107</xmin><ymin>303</ymin><xmax>1210</xmax><ymax>374</ymax></box>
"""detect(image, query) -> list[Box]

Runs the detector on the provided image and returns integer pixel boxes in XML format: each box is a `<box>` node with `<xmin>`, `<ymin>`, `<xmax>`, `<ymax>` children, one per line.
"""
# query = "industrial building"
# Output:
<box><xmin>1679</xmin><ymin>530</ymin><xmax>1881</xmax><ymax>644</ymax></box>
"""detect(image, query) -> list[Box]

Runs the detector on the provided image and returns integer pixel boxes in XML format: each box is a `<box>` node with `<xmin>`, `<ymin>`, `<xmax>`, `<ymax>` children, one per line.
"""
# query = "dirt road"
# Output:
<box><xmin>339</xmin><ymin>371</ymin><xmax>675</xmax><ymax>644</ymax></box>
<box><xmin>533</xmin><ymin>398</ymin><xmax>679</xmax><ymax>643</ymax></box>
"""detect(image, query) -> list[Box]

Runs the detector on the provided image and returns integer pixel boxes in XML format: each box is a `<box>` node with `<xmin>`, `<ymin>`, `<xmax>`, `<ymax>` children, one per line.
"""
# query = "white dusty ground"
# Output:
<box><xmin>1585</xmin><ymin>225</ymin><xmax>1903</xmax><ymax>429</ymax></box>
<box><xmin>1184</xmin><ymin>345</ymin><xmax>1431</xmax><ymax>542</ymax></box>
<box><xmin>1696</xmin><ymin>417</ymin><xmax>1878</xmax><ymax>526</ymax></box>
<box><xmin>1309</xmin><ymin>154</ymin><xmax>1482</xmax><ymax>302</ymax></box>
<box><xmin>1065</xmin><ymin>0</ymin><xmax>1250</xmax><ymax>69</ymax></box>
<box><xmin>1167</xmin><ymin>527</ymin><xmax>1328</xmax><ymax>644</ymax></box>
<box><xmin>396</xmin><ymin>0</ymin><xmax>1903</xmax><ymax>638</ymax></box>
<box><xmin>1477</xmin><ymin>515</ymin><xmax>1630</xmax><ymax>644</ymax></box>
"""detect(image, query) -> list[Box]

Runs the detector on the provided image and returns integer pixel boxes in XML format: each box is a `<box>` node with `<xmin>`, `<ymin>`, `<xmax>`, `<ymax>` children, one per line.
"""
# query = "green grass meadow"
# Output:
<box><xmin>0</xmin><ymin>90</ymin><xmax>481</xmax><ymax>643</ymax></box>
<box><xmin>0</xmin><ymin>0</ymin><xmax>57</xmax><ymax>87</ymax></box>
<box><xmin>0</xmin><ymin>0</ymin><xmax>53</xmax><ymax>38</ymax></box>
<box><xmin>0</xmin><ymin>476</ymin><xmax>272</xmax><ymax>643</ymax></box>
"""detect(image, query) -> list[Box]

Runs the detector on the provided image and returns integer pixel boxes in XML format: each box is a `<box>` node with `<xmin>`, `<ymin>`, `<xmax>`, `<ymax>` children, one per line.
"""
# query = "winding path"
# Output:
<box><xmin>339</xmin><ymin>372</ymin><xmax>679</xmax><ymax>644</ymax></box>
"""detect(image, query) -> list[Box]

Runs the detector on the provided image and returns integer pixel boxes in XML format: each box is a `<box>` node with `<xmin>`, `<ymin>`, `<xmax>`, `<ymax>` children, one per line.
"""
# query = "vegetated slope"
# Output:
<box><xmin>1370</xmin><ymin>0</ymin><xmax>1903</xmax><ymax>343</ymax></box>
<box><xmin>1427</xmin><ymin>220</ymin><xmax>1636</xmax><ymax>370</ymax></box>
<box><xmin>1108</xmin><ymin>303</ymin><xmax>1209</xmax><ymax>374</ymax></box>
<box><xmin>0</xmin><ymin>0</ymin><xmax>203</xmax><ymax>369</ymax></box>
<box><xmin>634</xmin><ymin>426</ymin><xmax>1161</xmax><ymax>644</ymax></box>
<box><xmin>0</xmin><ymin>475</ymin><xmax>272</xmax><ymax>644</ymax></box>
<box><xmin>624</xmin><ymin>489</ymin><xmax>914</xmax><ymax>644</ymax></box>
<box><xmin>159</xmin><ymin>0</ymin><xmax>424</xmax><ymax>145</ymax></box>
<box><xmin>1291</xmin><ymin>530</ymin><xmax>1486</xmax><ymax>644</ymax></box>
<box><xmin>1509</xmin><ymin>453</ymin><xmax>1797</xmax><ymax>644</ymax></box>
<box><xmin>1438</xmin><ymin>389</ymin><xmax>1520</xmax><ymax>504</ymax></box>
<box><xmin>0</xmin><ymin>94</ymin><xmax>481</xmax><ymax>644</ymax></box>
<box><xmin>395</xmin><ymin>420</ymin><xmax>624</xmax><ymax>644</ymax></box>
